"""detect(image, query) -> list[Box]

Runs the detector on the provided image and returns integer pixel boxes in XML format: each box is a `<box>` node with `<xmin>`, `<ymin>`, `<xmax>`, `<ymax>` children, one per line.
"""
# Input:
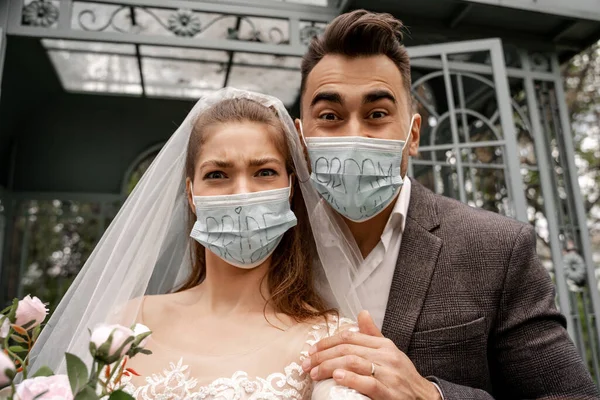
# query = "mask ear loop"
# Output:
<box><xmin>299</xmin><ymin>121</ymin><xmax>309</xmax><ymax>149</ymax></box>
<box><xmin>401</xmin><ymin>114</ymin><xmax>417</xmax><ymax>152</ymax></box>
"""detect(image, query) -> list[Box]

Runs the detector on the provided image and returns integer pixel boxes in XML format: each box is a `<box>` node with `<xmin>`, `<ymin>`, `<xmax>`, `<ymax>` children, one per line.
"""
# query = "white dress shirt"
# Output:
<box><xmin>354</xmin><ymin>178</ymin><xmax>411</xmax><ymax>329</ymax></box>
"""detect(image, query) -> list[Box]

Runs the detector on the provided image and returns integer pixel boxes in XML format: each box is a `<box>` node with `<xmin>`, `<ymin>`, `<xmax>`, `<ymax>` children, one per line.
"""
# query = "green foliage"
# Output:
<box><xmin>65</xmin><ymin>352</ymin><xmax>89</xmax><ymax>396</ymax></box>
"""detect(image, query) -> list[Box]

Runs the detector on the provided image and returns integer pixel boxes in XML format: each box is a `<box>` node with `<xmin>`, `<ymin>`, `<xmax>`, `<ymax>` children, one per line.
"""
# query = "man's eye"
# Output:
<box><xmin>319</xmin><ymin>113</ymin><xmax>339</xmax><ymax>121</ymax></box>
<box><xmin>369</xmin><ymin>111</ymin><xmax>388</xmax><ymax>119</ymax></box>
<box><xmin>256</xmin><ymin>169</ymin><xmax>277</xmax><ymax>177</ymax></box>
<box><xmin>204</xmin><ymin>171</ymin><xmax>226</xmax><ymax>180</ymax></box>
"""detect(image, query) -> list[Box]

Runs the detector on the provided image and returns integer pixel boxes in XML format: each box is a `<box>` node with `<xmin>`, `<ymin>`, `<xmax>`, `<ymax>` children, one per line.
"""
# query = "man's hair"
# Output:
<box><xmin>301</xmin><ymin>9</ymin><xmax>411</xmax><ymax>102</ymax></box>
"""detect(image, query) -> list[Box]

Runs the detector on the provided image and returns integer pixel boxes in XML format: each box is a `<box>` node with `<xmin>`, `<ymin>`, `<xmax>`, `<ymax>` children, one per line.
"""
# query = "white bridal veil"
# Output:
<box><xmin>28</xmin><ymin>88</ymin><xmax>365</xmax><ymax>374</ymax></box>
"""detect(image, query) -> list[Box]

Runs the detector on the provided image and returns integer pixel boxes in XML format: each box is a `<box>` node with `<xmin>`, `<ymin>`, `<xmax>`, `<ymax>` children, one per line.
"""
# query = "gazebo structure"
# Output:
<box><xmin>1</xmin><ymin>0</ymin><xmax>599</xmax><ymax>381</ymax></box>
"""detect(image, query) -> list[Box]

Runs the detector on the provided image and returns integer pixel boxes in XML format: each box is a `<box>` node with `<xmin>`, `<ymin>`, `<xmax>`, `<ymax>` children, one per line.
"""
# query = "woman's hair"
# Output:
<box><xmin>178</xmin><ymin>98</ymin><xmax>334</xmax><ymax>322</ymax></box>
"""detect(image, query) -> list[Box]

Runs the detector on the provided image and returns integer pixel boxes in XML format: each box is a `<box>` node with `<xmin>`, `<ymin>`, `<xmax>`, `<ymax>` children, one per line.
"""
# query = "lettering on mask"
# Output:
<box><xmin>194</xmin><ymin>209</ymin><xmax>284</xmax><ymax>265</ymax></box>
<box><xmin>310</xmin><ymin>155</ymin><xmax>398</xmax><ymax>221</ymax></box>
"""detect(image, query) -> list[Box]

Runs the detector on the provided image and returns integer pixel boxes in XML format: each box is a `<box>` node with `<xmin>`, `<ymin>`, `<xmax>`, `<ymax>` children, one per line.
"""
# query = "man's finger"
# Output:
<box><xmin>358</xmin><ymin>310</ymin><xmax>384</xmax><ymax>338</ymax></box>
<box><xmin>332</xmin><ymin>368</ymin><xmax>389</xmax><ymax>399</ymax></box>
<box><xmin>310</xmin><ymin>329</ymin><xmax>385</xmax><ymax>355</ymax></box>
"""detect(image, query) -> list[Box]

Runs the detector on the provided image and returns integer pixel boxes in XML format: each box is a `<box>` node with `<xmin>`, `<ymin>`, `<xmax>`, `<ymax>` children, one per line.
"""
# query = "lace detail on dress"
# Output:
<box><xmin>122</xmin><ymin>316</ymin><xmax>360</xmax><ymax>400</ymax></box>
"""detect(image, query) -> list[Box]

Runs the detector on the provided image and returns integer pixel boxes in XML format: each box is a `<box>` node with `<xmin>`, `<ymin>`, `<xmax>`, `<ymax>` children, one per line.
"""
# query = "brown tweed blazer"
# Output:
<box><xmin>380</xmin><ymin>179</ymin><xmax>599</xmax><ymax>399</ymax></box>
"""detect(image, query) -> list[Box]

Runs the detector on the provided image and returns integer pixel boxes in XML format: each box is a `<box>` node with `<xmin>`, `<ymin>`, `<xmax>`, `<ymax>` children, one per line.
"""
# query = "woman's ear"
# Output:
<box><xmin>186</xmin><ymin>177</ymin><xmax>196</xmax><ymax>215</ymax></box>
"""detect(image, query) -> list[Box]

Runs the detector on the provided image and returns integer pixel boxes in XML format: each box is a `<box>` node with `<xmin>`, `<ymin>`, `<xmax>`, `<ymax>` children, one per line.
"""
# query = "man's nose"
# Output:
<box><xmin>347</xmin><ymin>117</ymin><xmax>363</xmax><ymax>137</ymax></box>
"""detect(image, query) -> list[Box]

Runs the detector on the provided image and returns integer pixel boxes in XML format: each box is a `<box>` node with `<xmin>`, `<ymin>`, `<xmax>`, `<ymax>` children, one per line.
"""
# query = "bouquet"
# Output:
<box><xmin>0</xmin><ymin>295</ymin><xmax>152</xmax><ymax>399</ymax></box>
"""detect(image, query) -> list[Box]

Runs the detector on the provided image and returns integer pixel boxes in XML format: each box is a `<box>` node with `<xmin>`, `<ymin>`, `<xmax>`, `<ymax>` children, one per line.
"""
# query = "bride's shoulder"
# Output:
<box><xmin>301</xmin><ymin>313</ymin><xmax>358</xmax><ymax>342</ymax></box>
<box><xmin>109</xmin><ymin>291</ymin><xmax>190</xmax><ymax>326</ymax></box>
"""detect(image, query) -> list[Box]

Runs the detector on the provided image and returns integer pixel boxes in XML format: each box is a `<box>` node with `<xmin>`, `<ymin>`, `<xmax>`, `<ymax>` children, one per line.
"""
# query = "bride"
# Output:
<box><xmin>27</xmin><ymin>89</ymin><xmax>367</xmax><ymax>399</ymax></box>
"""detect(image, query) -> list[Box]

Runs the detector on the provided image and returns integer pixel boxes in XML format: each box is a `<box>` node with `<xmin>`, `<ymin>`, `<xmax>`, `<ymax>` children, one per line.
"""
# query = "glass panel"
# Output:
<box><xmin>47</xmin><ymin>51</ymin><xmax>142</xmax><ymax>95</ymax></box>
<box><xmin>463</xmin><ymin>167</ymin><xmax>510</xmax><ymax>215</ymax></box>
<box><xmin>461</xmin><ymin>146</ymin><xmax>505</xmax><ymax>166</ymax></box>
<box><xmin>232</xmin><ymin>53</ymin><xmax>301</xmax><ymax>69</ymax></box>
<box><xmin>125</xmin><ymin>151</ymin><xmax>161</xmax><ymax>195</ymax></box>
<box><xmin>140</xmin><ymin>46</ymin><xmax>229</xmax><ymax>62</ymax></box>
<box><xmin>227</xmin><ymin>66</ymin><xmax>301</xmax><ymax>106</ymax></box>
<box><xmin>447</xmin><ymin>50</ymin><xmax>492</xmax><ymax>67</ymax></box>
<box><xmin>12</xmin><ymin>200</ymin><xmax>103</xmax><ymax>313</ymax></box>
<box><xmin>414</xmin><ymin>165</ymin><xmax>460</xmax><ymax>200</ymax></box>
<box><xmin>142</xmin><ymin>58</ymin><xmax>226</xmax><ymax>98</ymax></box>
<box><xmin>41</xmin><ymin>39</ymin><xmax>136</xmax><ymax>55</ymax></box>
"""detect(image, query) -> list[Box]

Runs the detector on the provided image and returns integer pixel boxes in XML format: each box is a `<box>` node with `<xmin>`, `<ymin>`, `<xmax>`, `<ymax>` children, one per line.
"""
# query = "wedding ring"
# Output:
<box><xmin>371</xmin><ymin>362</ymin><xmax>376</xmax><ymax>377</ymax></box>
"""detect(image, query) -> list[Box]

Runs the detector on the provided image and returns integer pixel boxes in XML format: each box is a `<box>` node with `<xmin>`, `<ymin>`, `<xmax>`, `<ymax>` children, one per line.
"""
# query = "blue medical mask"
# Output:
<box><xmin>301</xmin><ymin>116</ymin><xmax>415</xmax><ymax>222</ymax></box>
<box><xmin>189</xmin><ymin>184</ymin><xmax>297</xmax><ymax>269</ymax></box>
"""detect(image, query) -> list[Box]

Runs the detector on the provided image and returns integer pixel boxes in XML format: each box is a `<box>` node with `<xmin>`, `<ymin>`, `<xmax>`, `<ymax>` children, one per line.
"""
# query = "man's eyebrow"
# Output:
<box><xmin>310</xmin><ymin>91</ymin><xmax>344</xmax><ymax>107</ymax></box>
<box><xmin>362</xmin><ymin>90</ymin><xmax>397</xmax><ymax>105</ymax></box>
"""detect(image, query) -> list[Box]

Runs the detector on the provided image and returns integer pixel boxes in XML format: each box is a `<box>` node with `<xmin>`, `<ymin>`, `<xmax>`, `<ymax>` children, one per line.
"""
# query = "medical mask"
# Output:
<box><xmin>190</xmin><ymin>184</ymin><xmax>297</xmax><ymax>268</ymax></box>
<box><xmin>301</xmin><ymin>116</ymin><xmax>414</xmax><ymax>222</ymax></box>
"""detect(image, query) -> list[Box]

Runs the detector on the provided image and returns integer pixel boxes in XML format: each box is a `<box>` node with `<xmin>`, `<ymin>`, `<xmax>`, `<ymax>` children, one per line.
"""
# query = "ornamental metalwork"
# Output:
<box><xmin>75</xmin><ymin>5</ymin><xmax>288</xmax><ymax>44</ymax></box>
<box><xmin>299</xmin><ymin>23</ymin><xmax>325</xmax><ymax>45</ymax></box>
<box><xmin>22</xmin><ymin>0</ymin><xmax>59</xmax><ymax>28</ymax></box>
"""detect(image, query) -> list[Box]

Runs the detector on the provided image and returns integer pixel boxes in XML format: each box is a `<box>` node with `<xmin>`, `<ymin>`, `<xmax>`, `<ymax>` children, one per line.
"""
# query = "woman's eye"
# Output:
<box><xmin>256</xmin><ymin>169</ymin><xmax>278</xmax><ymax>177</ymax></box>
<box><xmin>204</xmin><ymin>171</ymin><xmax>226</xmax><ymax>180</ymax></box>
<box><xmin>369</xmin><ymin>111</ymin><xmax>388</xmax><ymax>119</ymax></box>
<box><xmin>318</xmin><ymin>113</ymin><xmax>339</xmax><ymax>121</ymax></box>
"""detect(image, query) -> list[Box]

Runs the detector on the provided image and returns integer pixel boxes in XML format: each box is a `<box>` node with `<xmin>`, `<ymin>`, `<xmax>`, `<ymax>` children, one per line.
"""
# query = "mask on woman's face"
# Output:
<box><xmin>300</xmin><ymin>116</ymin><xmax>415</xmax><ymax>222</ymax></box>
<box><xmin>189</xmin><ymin>182</ymin><xmax>297</xmax><ymax>269</ymax></box>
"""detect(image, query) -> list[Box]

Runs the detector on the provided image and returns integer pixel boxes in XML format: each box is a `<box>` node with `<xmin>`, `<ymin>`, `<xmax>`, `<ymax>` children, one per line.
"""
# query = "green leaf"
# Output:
<box><xmin>65</xmin><ymin>353</ymin><xmax>89</xmax><ymax>395</ymax></box>
<box><xmin>7</xmin><ymin>298</ymin><xmax>19</xmax><ymax>322</ymax></box>
<box><xmin>108</xmin><ymin>390</ymin><xmax>135</xmax><ymax>400</ymax></box>
<box><xmin>4</xmin><ymin>367</ymin><xmax>15</xmax><ymax>380</ymax></box>
<box><xmin>73</xmin><ymin>386</ymin><xmax>99</xmax><ymax>400</ymax></box>
<box><xmin>8</xmin><ymin>345</ymin><xmax>26</xmax><ymax>353</ymax></box>
<box><xmin>10</xmin><ymin>334</ymin><xmax>27</xmax><ymax>343</ymax></box>
<box><xmin>32</xmin><ymin>325</ymin><xmax>42</xmax><ymax>342</ymax></box>
<box><xmin>31</xmin><ymin>366</ymin><xmax>54</xmax><ymax>377</ymax></box>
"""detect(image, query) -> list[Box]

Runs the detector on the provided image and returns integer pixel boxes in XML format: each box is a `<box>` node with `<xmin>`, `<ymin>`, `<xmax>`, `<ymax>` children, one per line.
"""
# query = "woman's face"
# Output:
<box><xmin>189</xmin><ymin>121</ymin><xmax>289</xmax><ymax>199</ymax></box>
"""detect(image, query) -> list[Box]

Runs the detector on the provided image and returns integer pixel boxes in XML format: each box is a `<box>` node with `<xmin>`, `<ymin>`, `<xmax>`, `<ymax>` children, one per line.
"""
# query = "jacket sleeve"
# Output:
<box><xmin>470</xmin><ymin>224</ymin><xmax>595</xmax><ymax>399</ymax></box>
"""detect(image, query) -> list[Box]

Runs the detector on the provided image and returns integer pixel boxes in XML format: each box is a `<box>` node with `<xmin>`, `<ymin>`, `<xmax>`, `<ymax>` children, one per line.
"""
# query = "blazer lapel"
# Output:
<box><xmin>381</xmin><ymin>180</ymin><xmax>443</xmax><ymax>352</ymax></box>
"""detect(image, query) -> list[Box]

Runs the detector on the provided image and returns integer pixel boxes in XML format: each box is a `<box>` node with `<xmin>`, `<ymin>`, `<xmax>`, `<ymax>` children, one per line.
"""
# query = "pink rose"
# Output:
<box><xmin>0</xmin><ymin>351</ymin><xmax>15</xmax><ymax>387</ymax></box>
<box><xmin>90</xmin><ymin>324</ymin><xmax>134</xmax><ymax>363</ymax></box>
<box><xmin>15</xmin><ymin>295</ymin><xmax>48</xmax><ymax>328</ymax></box>
<box><xmin>132</xmin><ymin>323</ymin><xmax>151</xmax><ymax>348</ymax></box>
<box><xmin>15</xmin><ymin>375</ymin><xmax>73</xmax><ymax>400</ymax></box>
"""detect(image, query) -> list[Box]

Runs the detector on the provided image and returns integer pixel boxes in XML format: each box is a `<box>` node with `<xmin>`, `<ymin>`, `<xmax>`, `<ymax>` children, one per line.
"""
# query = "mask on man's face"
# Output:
<box><xmin>300</xmin><ymin>116</ymin><xmax>415</xmax><ymax>222</ymax></box>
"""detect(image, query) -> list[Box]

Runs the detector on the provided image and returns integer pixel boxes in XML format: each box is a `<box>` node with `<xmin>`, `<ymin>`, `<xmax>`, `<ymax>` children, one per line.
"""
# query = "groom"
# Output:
<box><xmin>296</xmin><ymin>9</ymin><xmax>598</xmax><ymax>400</ymax></box>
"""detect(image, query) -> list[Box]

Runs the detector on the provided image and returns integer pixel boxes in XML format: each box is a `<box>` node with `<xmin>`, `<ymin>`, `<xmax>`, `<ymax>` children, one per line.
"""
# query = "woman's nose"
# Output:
<box><xmin>233</xmin><ymin>179</ymin><xmax>251</xmax><ymax>195</ymax></box>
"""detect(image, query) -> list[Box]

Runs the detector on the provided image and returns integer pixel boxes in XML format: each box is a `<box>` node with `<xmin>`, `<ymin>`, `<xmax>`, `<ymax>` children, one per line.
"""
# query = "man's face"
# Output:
<box><xmin>297</xmin><ymin>54</ymin><xmax>421</xmax><ymax>175</ymax></box>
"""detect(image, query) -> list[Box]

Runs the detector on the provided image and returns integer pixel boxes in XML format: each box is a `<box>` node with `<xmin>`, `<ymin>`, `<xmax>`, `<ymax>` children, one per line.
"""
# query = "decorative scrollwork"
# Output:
<box><xmin>75</xmin><ymin>5</ymin><xmax>287</xmax><ymax>45</ymax></box>
<box><xmin>167</xmin><ymin>9</ymin><xmax>202</xmax><ymax>37</ymax></box>
<box><xmin>299</xmin><ymin>24</ymin><xmax>324</xmax><ymax>45</ymax></box>
<box><xmin>22</xmin><ymin>0</ymin><xmax>59</xmax><ymax>28</ymax></box>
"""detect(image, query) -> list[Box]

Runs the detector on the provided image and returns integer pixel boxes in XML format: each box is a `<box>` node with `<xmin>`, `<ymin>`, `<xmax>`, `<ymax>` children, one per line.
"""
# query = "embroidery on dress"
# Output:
<box><xmin>121</xmin><ymin>316</ymin><xmax>359</xmax><ymax>399</ymax></box>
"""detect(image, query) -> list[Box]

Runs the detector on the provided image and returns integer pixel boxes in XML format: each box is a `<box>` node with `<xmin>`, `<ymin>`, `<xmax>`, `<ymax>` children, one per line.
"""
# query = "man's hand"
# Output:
<box><xmin>302</xmin><ymin>311</ymin><xmax>442</xmax><ymax>400</ymax></box>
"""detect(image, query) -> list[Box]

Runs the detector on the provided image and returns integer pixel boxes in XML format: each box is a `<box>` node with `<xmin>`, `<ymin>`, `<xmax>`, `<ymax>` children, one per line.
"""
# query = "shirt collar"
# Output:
<box><xmin>380</xmin><ymin>177</ymin><xmax>412</xmax><ymax>251</ymax></box>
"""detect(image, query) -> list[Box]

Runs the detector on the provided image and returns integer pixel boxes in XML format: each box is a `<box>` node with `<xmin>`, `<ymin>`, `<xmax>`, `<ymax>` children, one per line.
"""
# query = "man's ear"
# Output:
<box><xmin>409</xmin><ymin>114</ymin><xmax>422</xmax><ymax>157</ymax></box>
<box><xmin>186</xmin><ymin>177</ymin><xmax>196</xmax><ymax>215</ymax></box>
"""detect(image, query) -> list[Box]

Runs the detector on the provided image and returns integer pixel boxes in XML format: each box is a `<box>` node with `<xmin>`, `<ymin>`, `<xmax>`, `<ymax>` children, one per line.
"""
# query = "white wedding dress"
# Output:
<box><xmin>120</xmin><ymin>314</ymin><xmax>369</xmax><ymax>400</ymax></box>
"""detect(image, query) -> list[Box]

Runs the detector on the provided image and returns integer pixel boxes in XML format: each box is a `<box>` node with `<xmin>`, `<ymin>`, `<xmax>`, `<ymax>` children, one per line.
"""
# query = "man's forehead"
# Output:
<box><xmin>301</xmin><ymin>54</ymin><xmax>407</xmax><ymax>106</ymax></box>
